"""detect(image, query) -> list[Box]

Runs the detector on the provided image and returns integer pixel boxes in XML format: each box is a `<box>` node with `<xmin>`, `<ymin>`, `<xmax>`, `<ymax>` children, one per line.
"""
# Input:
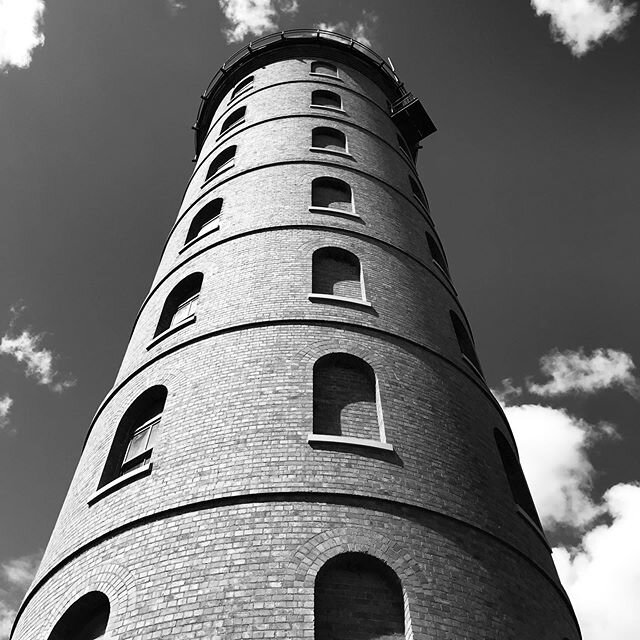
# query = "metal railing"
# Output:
<box><xmin>194</xmin><ymin>29</ymin><xmax>402</xmax><ymax>140</ymax></box>
<box><xmin>391</xmin><ymin>91</ymin><xmax>418</xmax><ymax>115</ymax></box>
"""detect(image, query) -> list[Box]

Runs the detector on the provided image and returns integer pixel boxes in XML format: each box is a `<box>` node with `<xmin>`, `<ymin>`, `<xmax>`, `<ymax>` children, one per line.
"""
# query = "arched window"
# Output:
<box><xmin>313</xmin><ymin>354</ymin><xmax>380</xmax><ymax>440</ymax></box>
<box><xmin>450</xmin><ymin>310</ymin><xmax>482</xmax><ymax>373</ymax></box>
<box><xmin>311</xmin><ymin>90</ymin><xmax>342</xmax><ymax>110</ymax></box>
<box><xmin>48</xmin><ymin>591</ymin><xmax>110</xmax><ymax>640</ymax></box>
<box><xmin>426</xmin><ymin>233</ymin><xmax>449</xmax><ymax>276</ymax></box>
<box><xmin>185</xmin><ymin>199</ymin><xmax>222</xmax><ymax>243</ymax></box>
<box><xmin>219</xmin><ymin>107</ymin><xmax>246</xmax><ymax>136</ymax></box>
<box><xmin>312</xmin><ymin>248</ymin><xmax>363</xmax><ymax>300</ymax></box>
<box><xmin>311</xmin><ymin>127</ymin><xmax>347</xmax><ymax>153</ymax></box>
<box><xmin>315</xmin><ymin>553</ymin><xmax>405</xmax><ymax>640</ymax></box>
<box><xmin>155</xmin><ymin>273</ymin><xmax>203</xmax><ymax>337</ymax></box>
<box><xmin>311</xmin><ymin>61</ymin><xmax>338</xmax><ymax>77</ymax></box>
<box><xmin>409</xmin><ymin>175</ymin><xmax>428</xmax><ymax>208</ymax></box>
<box><xmin>230</xmin><ymin>75</ymin><xmax>253</xmax><ymax>100</ymax></box>
<box><xmin>206</xmin><ymin>146</ymin><xmax>236</xmax><ymax>181</ymax></box>
<box><xmin>311</xmin><ymin>177</ymin><xmax>353</xmax><ymax>213</ymax></box>
<box><xmin>99</xmin><ymin>386</ymin><xmax>167</xmax><ymax>487</ymax></box>
<box><xmin>494</xmin><ymin>429</ymin><xmax>543</xmax><ymax>529</ymax></box>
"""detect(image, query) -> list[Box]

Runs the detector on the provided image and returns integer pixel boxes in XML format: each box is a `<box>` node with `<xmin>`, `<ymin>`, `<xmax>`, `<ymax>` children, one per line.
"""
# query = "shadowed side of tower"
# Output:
<box><xmin>12</xmin><ymin>31</ymin><xmax>580</xmax><ymax>640</ymax></box>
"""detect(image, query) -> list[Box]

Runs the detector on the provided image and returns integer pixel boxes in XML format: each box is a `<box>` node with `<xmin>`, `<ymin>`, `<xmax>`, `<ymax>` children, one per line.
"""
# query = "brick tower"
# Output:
<box><xmin>12</xmin><ymin>31</ymin><xmax>580</xmax><ymax>639</ymax></box>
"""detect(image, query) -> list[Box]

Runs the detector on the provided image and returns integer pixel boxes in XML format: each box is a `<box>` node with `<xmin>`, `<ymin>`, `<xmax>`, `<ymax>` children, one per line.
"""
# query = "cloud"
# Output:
<box><xmin>553</xmin><ymin>483</ymin><xmax>640</xmax><ymax>640</ymax></box>
<box><xmin>0</xmin><ymin>395</ymin><xmax>13</xmax><ymax>431</ymax></box>
<box><xmin>0</xmin><ymin>329</ymin><xmax>75</xmax><ymax>393</ymax></box>
<box><xmin>0</xmin><ymin>0</ymin><xmax>45</xmax><ymax>71</ymax></box>
<box><xmin>530</xmin><ymin>0</ymin><xmax>637</xmax><ymax>56</ymax></box>
<box><xmin>0</xmin><ymin>553</ymin><xmax>40</xmax><ymax>640</ymax></box>
<box><xmin>316</xmin><ymin>10</ymin><xmax>379</xmax><ymax>48</ymax></box>
<box><xmin>527</xmin><ymin>348</ymin><xmax>639</xmax><ymax>398</ymax></box>
<box><xmin>218</xmin><ymin>0</ymin><xmax>299</xmax><ymax>43</ymax></box>
<box><xmin>166</xmin><ymin>0</ymin><xmax>186</xmax><ymax>14</ymax></box>
<box><xmin>503</xmin><ymin>401</ymin><xmax>615</xmax><ymax>528</ymax></box>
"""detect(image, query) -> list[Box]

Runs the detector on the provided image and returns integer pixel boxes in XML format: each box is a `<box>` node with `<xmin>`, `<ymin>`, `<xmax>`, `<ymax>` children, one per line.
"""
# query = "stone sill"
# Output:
<box><xmin>200</xmin><ymin>162</ymin><xmax>234</xmax><ymax>189</ymax></box>
<box><xmin>147</xmin><ymin>314</ymin><xmax>196</xmax><ymax>350</ymax></box>
<box><xmin>88</xmin><ymin>462</ymin><xmax>152</xmax><ymax>506</ymax></box>
<box><xmin>310</xmin><ymin>72</ymin><xmax>342</xmax><ymax>81</ymax></box>
<box><xmin>309</xmin><ymin>147</ymin><xmax>353</xmax><ymax>159</ymax></box>
<box><xmin>310</xmin><ymin>105</ymin><xmax>345</xmax><ymax>114</ymax></box>
<box><xmin>307</xmin><ymin>433</ymin><xmax>393</xmax><ymax>452</ymax></box>
<box><xmin>179</xmin><ymin>225</ymin><xmax>220</xmax><ymax>254</ymax></box>
<box><xmin>308</xmin><ymin>206</ymin><xmax>362</xmax><ymax>220</ymax></box>
<box><xmin>308</xmin><ymin>293</ymin><xmax>373</xmax><ymax>310</ymax></box>
<box><xmin>217</xmin><ymin>118</ymin><xmax>245</xmax><ymax>140</ymax></box>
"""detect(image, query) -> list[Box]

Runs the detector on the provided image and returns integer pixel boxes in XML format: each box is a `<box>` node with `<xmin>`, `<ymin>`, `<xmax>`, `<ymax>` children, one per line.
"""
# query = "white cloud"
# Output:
<box><xmin>553</xmin><ymin>483</ymin><xmax>640</xmax><ymax>640</ymax></box>
<box><xmin>530</xmin><ymin>0</ymin><xmax>637</xmax><ymax>56</ymax></box>
<box><xmin>0</xmin><ymin>553</ymin><xmax>40</xmax><ymax>640</ymax></box>
<box><xmin>527</xmin><ymin>348</ymin><xmax>639</xmax><ymax>398</ymax></box>
<box><xmin>218</xmin><ymin>0</ymin><xmax>299</xmax><ymax>43</ymax></box>
<box><xmin>316</xmin><ymin>10</ymin><xmax>378</xmax><ymax>48</ymax></box>
<box><xmin>0</xmin><ymin>329</ymin><xmax>75</xmax><ymax>393</ymax></box>
<box><xmin>0</xmin><ymin>395</ymin><xmax>12</xmax><ymax>431</ymax></box>
<box><xmin>503</xmin><ymin>402</ymin><xmax>616</xmax><ymax>528</ymax></box>
<box><xmin>0</xmin><ymin>0</ymin><xmax>45</xmax><ymax>71</ymax></box>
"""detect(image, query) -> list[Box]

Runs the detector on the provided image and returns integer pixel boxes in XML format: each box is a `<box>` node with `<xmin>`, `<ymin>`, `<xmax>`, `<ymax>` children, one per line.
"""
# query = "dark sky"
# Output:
<box><xmin>0</xmin><ymin>1</ymin><xmax>638</xmax><ymax>637</ymax></box>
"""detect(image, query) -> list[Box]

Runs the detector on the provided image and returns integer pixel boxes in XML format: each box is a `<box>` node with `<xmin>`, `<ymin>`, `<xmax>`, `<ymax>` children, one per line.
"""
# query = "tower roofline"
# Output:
<box><xmin>192</xmin><ymin>29</ymin><xmax>436</xmax><ymax>156</ymax></box>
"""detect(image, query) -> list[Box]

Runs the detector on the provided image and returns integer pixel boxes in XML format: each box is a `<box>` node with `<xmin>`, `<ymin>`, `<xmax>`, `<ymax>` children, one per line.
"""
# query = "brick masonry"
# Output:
<box><xmin>12</xmin><ymin>37</ymin><xmax>581</xmax><ymax>639</ymax></box>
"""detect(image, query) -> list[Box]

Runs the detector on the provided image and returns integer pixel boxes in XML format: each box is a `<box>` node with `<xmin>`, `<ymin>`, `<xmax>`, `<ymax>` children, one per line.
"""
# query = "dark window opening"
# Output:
<box><xmin>312</xmin><ymin>127</ymin><xmax>347</xmax><ymax>153</ymax></box>
<box><xmin>206</xmin><ymin>146</ymin><xmax>236</xmax><ymax>181</ymax></box>
<box><xmin>99</xmin><ymin>386</ymin><xmax>168</xmax><ymax>487</ymax></box>
<box><xmin>450</xmin><ymin>310</ymin><xmax>482</xmax><ymax>373</ymax></box>
<box><xmin>312</xmin><ymin>247</ymin><xmax>362</xmax><ymax>300</ymax></box>
<box><xmin>231</xmin><ymin>75</ymin><xmax>253</xmax><ymax>100</ymax></box>
<box><xmin>155</xmin><ymin>273</ymin><xmax>203</xmax><ymax>337</ymax></box>
<box><xmin>48</xmin><ymin>591</ymin><xmax>110</xmax><ymax>640</ymax></box>
<box><xmin>311</xmin><ymin>61</ymin><xmax>338</xmax><ymax>77</ymax></box>
<box><xmin>311</xmin><ymin>90</ymin><xmax>342</xmax><ymax>110</ymax></box>
<box><xmin>313</xmin><ymin>354</ymin><xmax>378</xmax><ymax>440</ymax></box>
<box><xmin>186</xmin><ymin>199</ymin><xmax>222</xmax><ymax>243</ymax></box>
<box><xmin>409</xmin><ymin>175</ymin><xmax>428</xmax><ymax>208</ymax></box>
<box><xmin>426</xmin><ymin>233</ymin><xmax>449</xmax><ymax>276</ymax></box>
<box><xmin>494</xmin><ymin>429</ymin><xmax>543</xmax><ymax>529</ymax></box>
<box><xmin>315</xmin><ymin>553</ymin><xmax>405</xmax><ymax>640</ymax></box>
<box><xmin>311</xmin><ymin>177</ymin><xmax>353</xmax><ymax>212</ymax></box>
<box><xmin>220</xmin><ymin>107</ymin><xmax>246</xmax><ymax>136</ymax></box>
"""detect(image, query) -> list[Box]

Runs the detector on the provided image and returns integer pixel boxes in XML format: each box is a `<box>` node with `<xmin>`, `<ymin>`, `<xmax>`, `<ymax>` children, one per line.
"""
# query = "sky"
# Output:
<box><xmin>0</xmin><ymin>0</ymin><xmax>639</xmax><ymax>637</ymax></box>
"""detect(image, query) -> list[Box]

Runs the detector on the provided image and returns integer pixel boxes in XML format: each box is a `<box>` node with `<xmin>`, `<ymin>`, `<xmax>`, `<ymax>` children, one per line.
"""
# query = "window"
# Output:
<box><xmin>409</xmin><ymin>175</ymin><xmax>428</xmax><ymax>208</ymax></box>
<box><xmin>397</xmin><ymin>134</ymin><xmax>414</xmax><ymax>161</ymax></box>
<box><xmin>450</xmin><ymin>310</ymin><xmax>482</xmax><ymax>373</ymax></box>
<box><xmin>99</xmin><ymin>386</ymin><xmax>167</xmax><ymax>487</ymax></box>
<box><xmin>494</xmin><ymin>429</ymin><xmax>543</xmax><ymax>529</ymax></box>
<box><xmin>230</xmin><ymin>75</ymin><xmax>253</xmax><ymax>100</ymax></box>
<box><xmin>312</xmin><ymin>248</ymin><xmax>363</xmax><ymax>300</ymax></box>
<box><xmin>206</xmin><ymin>146</ymin><xmax>236</xmax><ymax>181</ymax></box>
<box><xmin>186</xmin><ymin>199</ymin><xmax>222</xmax><ymax>244</ymax></box>
<box><xmin>219</xmin><ymin>107</ymin><xmax>245</xmax><ymax>136</ymax></box>
<box><xmin>311</xmin><ymin>90</ymin><xmax>342</xmax><ymax>110</ymax></box>
<box><xmin>311</xmin><ymin>61</ymin><xmax>338</xmax><ymax>77</ymax></box>
<box><xmin>315</xmin><ymin>553</ymin><xmax>405</xmax><ymax>640</ymax></box>
<box><xmin>311</xmin><ymin>177</ymin><xmax>353</xmax><ymax>213</ymax></box>
<box><xmin>313</xmin><ymin>354</ymin><xmax>380</xmax><ymax>440</ymax></box>
<box><xmin>155</xmin><ymin>273</ymin><xmax>203</xmax><ymax>337</ymax></box>
<box><xmin>426</xmin><ymin>233</ymin><xmax>449</xmax><ymax>276</ymax></box>
<box><xmin>311</xmin><ymin>127</ymin><xmax>347</xmax><ymax>154</ymax></box>
<box><xmin>48</xmin><ymin>591</ymin><xmax>110</xmax><ymax>640</ymax></box>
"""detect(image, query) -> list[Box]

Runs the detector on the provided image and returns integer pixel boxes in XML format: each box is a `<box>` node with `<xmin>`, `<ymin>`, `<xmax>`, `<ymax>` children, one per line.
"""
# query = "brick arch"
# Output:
<box><xmin>289</xmin><ymin>527</ymin><xmax>417</xmax><ymax>640</ymax></box>
<box><xmin>38</xmin><ymin>562</ymin><xmax>136</xmax><ymax>640</ymax></box>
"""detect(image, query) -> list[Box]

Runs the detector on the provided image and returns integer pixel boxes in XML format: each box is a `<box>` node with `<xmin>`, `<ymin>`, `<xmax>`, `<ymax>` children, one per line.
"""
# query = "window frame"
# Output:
<box><xmin>229</xmin><ymin>75</ymin><xmax>254</xmax><ymax>102</ymax></box>
<box><xmin>204</xmin><ymin>146</ymin><xmax>236</xmax><ymax>184</ymax></box>
<box><xmin>310</xmin><ymin>126</ymin><xmax>351</xmax><ymax>158</ymax></box>
<box><xmin>310</xmin><ymin>60</ymin><xmax>340</xmax><ymax>79</ymax></box>
<box><xmin>120</xmin><ymin>414</ymin><xmax>161</xmax><ymax>475</ymax></box>
<box><xmin>218</xmin><ymin>106</ymin><xmax>246</xmax><ymax>138</ymax></box>
<box><xmin>310</xmin><ymin>89</ymin><xmax>344</xmax><ymax>113</ymax></box>
<box><xmin>309</xmin><ymin>177</ymin><xmax>359</xmax><ymax>218</ymax></box>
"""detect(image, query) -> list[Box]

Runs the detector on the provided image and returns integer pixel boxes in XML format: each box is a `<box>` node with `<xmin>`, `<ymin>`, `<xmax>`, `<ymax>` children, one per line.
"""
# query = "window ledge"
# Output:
<box><xmin>179</xmin><ymin>225</ymin><xmax>220</xmax><ymax>254</ymax></box>
<box><xmin>88</xmin><ymin>462</ymin><xmax>152</xmax><ymax>506</ymax></box>
<box><xmin>516</xmin><ymin>506</ymin><xmax>551</xmax><ymax>551</ymax></box>
<box><xmin>412</xmin><ymin>193</ymin><xmax>430</xmax><ymax>213</ymax></box>
<box><xmin>229</xmin><ymin>87</ymin><xmax>253</xmax><ymax>104</ymax></box>
<box><xmin>217</xmin><ymin>119</ymin><xmax>245</xmax><ymax>140</ymax></box>
<box><xmin>308</xmin><ymin>293</ymin><xmax>372</xmax><ymax>309</ymax></box>
<box><xmin>309</xmin><ymin>147</ymin><xmax>353</xmax><ymax>159</ymax></box>
<box><xmin>308</xmin><ymin>206</ymin><xmax>361</xmax><ymax>220</ymax></box>
<box><xmin>147</xmin><ymin>314</ymin><xmax>196</xmax><ymax>350</ymax></box>
<box><xmin>310</xmin><ymin>105</ymin><xmax>345</xmax><ymax>114</ymax></box>
<box><xmin>461</xmin><ymin>354</ymin><xmax>484</xmax><ymax>378</ymax></box>
<box><xmin>308</xmin><ymin>433</ymin><xmax>393</xmax><ymax>452</ymax></box>
<box><xmin>432</xmin><ymin>259</ymin><xmax>451</xmax><ymax>280</ymax></box>
<box><xmin>200</xmin><ymin>162</ymin><xmax>234</xmax><ymax>188</ymax></box>
<box><xmin>310</xmin><ymin>72</ymin><xmax>342</xmax><ymax>81</ymax></box>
